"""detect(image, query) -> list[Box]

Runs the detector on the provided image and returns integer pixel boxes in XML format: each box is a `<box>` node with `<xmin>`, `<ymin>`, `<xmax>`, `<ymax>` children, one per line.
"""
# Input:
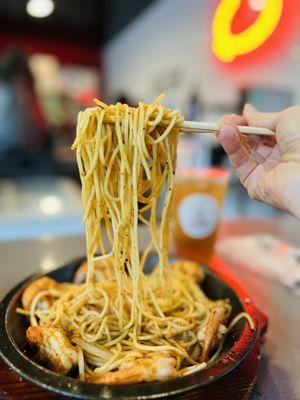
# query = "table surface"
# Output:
<box><xmin>1</xmin><ymin>215</ymin><xmax>300</xmax><ymax>400</ymax></box>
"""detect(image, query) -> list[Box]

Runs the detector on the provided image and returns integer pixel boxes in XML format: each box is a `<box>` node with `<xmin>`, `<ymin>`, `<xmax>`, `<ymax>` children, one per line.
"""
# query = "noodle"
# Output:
<box><xmin>19</xmin><ymin>96</ymin><xmax>252</xmax><ymax>383</ymax></box>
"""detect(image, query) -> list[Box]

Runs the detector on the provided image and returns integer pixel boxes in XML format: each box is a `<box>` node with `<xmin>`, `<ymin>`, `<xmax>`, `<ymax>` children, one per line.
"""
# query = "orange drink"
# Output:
<box><xmin>172</xmin><ymin>168</ymin><xmax>230</xmax><ymax>265</ymax></box>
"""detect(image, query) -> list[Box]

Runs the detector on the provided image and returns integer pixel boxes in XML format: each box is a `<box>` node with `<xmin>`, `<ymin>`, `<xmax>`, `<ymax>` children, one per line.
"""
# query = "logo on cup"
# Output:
<box><xmin>177</xmin><ymin>194</ymin><xmax>218</xmax><ymax>239</ymax></box>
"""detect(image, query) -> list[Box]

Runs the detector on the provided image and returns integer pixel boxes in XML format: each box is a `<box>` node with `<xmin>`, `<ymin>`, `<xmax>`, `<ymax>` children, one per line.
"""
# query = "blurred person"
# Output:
<box><xmin>0</xmin><ymin>49</ymin><xmax>48</xmax><ymax>153</ymax></box>
<box><xmin>218</xmin><ymin>104</ymin><xmax>300</xmax><ymax>219</ymax></box>
<box><xmin>188</xmin><ymin>92</ymin><xmax>204</xmax><ymax>121</ymax></box>
<box><xmin>114</xmin><ymin>94</ymin><xmax>135</xmax><ymax>108</ymax></box>
<box><xmin>0</xmin><ymin>49</ymin><xmax>55</xmax><ymax>176</ymax></box>
<box><xmin>178</xmin><ymin>91</ymin><xmax>212</xmax><ymax>168</ymax></box>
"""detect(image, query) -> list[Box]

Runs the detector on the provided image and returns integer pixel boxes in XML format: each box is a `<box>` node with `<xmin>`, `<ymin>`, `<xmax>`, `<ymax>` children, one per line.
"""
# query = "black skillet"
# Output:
<box><xmin>0</xmin><ymin>257</ymin><xmax>259</xmax><ymax>399</ymax></box>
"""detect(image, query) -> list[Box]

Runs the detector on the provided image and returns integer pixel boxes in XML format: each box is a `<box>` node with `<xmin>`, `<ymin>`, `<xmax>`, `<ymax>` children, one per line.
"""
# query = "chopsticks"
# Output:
<box><xmin>180</xmin><ymin>121</ymin><xmax>275</xmax><ymax>136</ymax></box>
<box><xmin>102</xmin><ymin>115</ymin><xmax>275</xmax><ymax>136</ymax></box>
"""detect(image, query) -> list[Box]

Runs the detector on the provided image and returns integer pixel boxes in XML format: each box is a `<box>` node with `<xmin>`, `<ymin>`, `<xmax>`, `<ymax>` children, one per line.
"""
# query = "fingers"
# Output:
<box><xmin>218</xmin><ymin>125</ymin><xmax>248</xmax><ymax>167</ymax></box>
<box><xmin>246</xmin><ymin>134</ymin><xmax>276</xmax><ymax>159</ymax></box>
<box><xmin>218</xmin><ymin>109</ymin><xmax>276</xmax><ymax>156</ymax></box>
<box><xmin>253</xmin><ymin>141</ymin><xmax>275</xmax><ymax>160</ymax></box>
<box><xmin>218</xmin><ymin>108</ymin><xmax>279</xmax><ymax>189</ymax></box>
<box><xmin>219</xmin><ymin>114</ymin><xmax>247</xmax><ymax>128</ymax></box>
<box><xmin>218</xmin><ymin>114</ymin><xmax>250</xmax><ymax>152</ymax></box>
<box><xmin>218</xmin><ymin>106</ymin><xmax>282</xmax><ymax>205</ymax></box>
<box><xmin>219</xmin><ymin>105</ymin><xmax>280</xmax><ymax>132</ymax></box>
<box><xmin>243</xmin><ymin>103</ymin><xmax>280</xmax><ymax>130</ymax></box>
<box><xmin>218</xmin><ymin>125</ymin><xmax>259</xmax><ymax>185</ymax></box>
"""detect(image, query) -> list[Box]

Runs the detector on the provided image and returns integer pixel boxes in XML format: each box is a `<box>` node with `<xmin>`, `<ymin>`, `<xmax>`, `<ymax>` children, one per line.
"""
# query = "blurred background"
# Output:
<box><xmin>0</xmin><ymin>0</ymin><xmax>300</xmax><ymax>242</ymax></box>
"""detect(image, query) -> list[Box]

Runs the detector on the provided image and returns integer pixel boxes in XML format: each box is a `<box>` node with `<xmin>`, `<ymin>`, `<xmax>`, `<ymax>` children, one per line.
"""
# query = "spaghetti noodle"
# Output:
<box><xmin>18</xmin><ymin>96</ymin><xmax>253</xmax><ymax>384</ymax></box>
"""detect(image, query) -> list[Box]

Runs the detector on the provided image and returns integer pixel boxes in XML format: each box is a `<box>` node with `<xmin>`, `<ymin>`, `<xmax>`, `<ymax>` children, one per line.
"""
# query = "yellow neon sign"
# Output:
<box><xmin>212</xmin><ymin>0</ymin><xmax>283</xmax><ymax>62</ymax></box>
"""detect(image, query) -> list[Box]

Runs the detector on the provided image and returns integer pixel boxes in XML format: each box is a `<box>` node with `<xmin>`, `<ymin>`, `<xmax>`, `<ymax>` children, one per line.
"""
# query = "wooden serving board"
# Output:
<box><xmin>0</xmin><ymin>255</ymin><xmax>265</xmax><ymax>400</ymax></box>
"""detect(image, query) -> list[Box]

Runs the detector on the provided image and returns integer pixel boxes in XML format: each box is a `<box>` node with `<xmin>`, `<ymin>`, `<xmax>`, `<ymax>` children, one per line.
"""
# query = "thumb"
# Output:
<box><xmin>243</xmin><ymin>103</ymin><xmax>280</xmax><ymax>130</ymax></box>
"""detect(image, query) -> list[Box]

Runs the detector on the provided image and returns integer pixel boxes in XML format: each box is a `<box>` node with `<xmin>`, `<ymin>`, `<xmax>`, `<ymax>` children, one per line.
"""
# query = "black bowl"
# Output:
<box><xmin>0</xmin><ymin>258</ymin><xmax>258</xmax><ymax>399</ymax></box>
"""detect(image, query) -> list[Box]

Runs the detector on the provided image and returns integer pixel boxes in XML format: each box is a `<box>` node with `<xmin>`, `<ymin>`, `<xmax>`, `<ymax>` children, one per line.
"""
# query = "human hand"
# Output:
<box><xmin>218</xmin><ymin>104</ymin><xmax>300</xmax><ymax>218</ymax></box>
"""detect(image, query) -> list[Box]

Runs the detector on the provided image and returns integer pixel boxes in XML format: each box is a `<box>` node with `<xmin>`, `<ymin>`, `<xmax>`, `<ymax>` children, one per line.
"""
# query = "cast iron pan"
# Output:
<box><xmin>0</xmin><ymin>257</ymin><xmax>259</xmax><ymax>399</ymax></box>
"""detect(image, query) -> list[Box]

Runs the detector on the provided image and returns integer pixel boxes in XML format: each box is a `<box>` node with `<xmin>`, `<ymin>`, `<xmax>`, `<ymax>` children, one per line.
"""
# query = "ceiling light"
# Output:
<box><xmin>26</xmin><ymin>0</ymin><xmax>54</xmax><ymax>18</ymax></box>
<box><xmin>39</xmin><ymin>196</ymin><xmax>62</xmax><ymax>215</ymax></box>
<box><xmin>249</xmin><ymin>0</ymin><xmax>266</xmax><ymax>12</ymax></box>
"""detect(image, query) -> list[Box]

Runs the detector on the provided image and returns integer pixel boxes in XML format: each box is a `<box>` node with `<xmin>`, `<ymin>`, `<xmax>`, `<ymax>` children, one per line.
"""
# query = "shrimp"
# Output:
<box><xmin>22</xmin><ymin>277</ymin><xmax>60</xmax><ymax>310</ymax></box>
<box><xmin>170</xmin><ymin>260</ymin><xmax>205</xmax><ymax>283</ymax></box>
<box><xmin>87</xmin><ymin>355</ymin><xmax>177</xmax><ymax>384</ymax></box>
<box><xmin>200</xmin><ymin>306</ymin><xmax>227</xmax><ymax>362</ymax></box>
<box><xmin>73</xmin><ymin>254</ymin><xmax>115</xmax><ymax>284</ymax></box>
<box><xmin>26</xmin><ymin>325</ymin><xmax>78</xmax><ymax>375</ymax></box>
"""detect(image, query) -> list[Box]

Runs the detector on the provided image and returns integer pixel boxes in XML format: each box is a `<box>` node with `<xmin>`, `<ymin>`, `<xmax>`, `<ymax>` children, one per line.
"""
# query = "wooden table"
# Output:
<box><xmin>0</xmin><ymin>216</ymin><xmax>300</xmax><ymax>399</ymax></box>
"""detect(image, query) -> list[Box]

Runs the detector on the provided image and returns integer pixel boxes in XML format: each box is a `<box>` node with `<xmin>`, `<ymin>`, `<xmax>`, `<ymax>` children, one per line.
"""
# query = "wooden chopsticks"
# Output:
<box><xmin>180</xmin><ymin>121</ymin><xmax>275</xmax><ymax>136</ymax></box>
<box><xmin>102</xmin><ymin>115</ymin><xmax>275</xmax><ymax>137</ymax></box>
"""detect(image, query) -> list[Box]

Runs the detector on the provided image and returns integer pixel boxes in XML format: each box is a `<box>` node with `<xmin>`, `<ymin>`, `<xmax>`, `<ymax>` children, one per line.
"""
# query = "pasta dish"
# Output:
<box><xmin>17</xmin><ymin>96</ymin><xmax>253</xmax><ymax>384</ymax></box>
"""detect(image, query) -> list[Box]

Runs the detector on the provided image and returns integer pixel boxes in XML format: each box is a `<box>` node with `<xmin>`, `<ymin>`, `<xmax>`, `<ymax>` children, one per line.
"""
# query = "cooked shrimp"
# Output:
<box><xmin>170</xmin><ymin>260</ymin><xmax>204</xmax><ymax>283</ymax></box>
<box><xmin>87</xmin><ymin>355</ymin><xmax>177</xmax><ymax>384</ymax></box>
<box><xmin>22</xmin><ymin>277</ymin><xmax>59</xmax><ymax>310</ymax></box>
<box><xmin>26</xmin><ymin>325</ymin><xmax>78</xmax><ymax>375</ymax></box>
<box><xmin>200</xmin><ymin>306</ymin><xmax>227</xmax><ymax>362</ymax></box>
<box><xmin>73</xmin><ymin>254</ymin><xmax>115</xmax><ymax>284</ymax></box>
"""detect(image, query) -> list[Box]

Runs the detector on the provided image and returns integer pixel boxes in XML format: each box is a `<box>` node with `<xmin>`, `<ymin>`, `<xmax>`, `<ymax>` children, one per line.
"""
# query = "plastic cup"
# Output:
<box><xmin>172</xmin><ymin>167</ymin><xmax>230</xmax><ymax>265</ymax></box>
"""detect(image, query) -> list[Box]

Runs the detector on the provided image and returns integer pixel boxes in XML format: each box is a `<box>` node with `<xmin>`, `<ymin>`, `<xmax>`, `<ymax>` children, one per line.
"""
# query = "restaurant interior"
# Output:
<box><xmin>0</xmin><ymin>1</ymin><xmax>300</xmax><ymax>399</ymax></box>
